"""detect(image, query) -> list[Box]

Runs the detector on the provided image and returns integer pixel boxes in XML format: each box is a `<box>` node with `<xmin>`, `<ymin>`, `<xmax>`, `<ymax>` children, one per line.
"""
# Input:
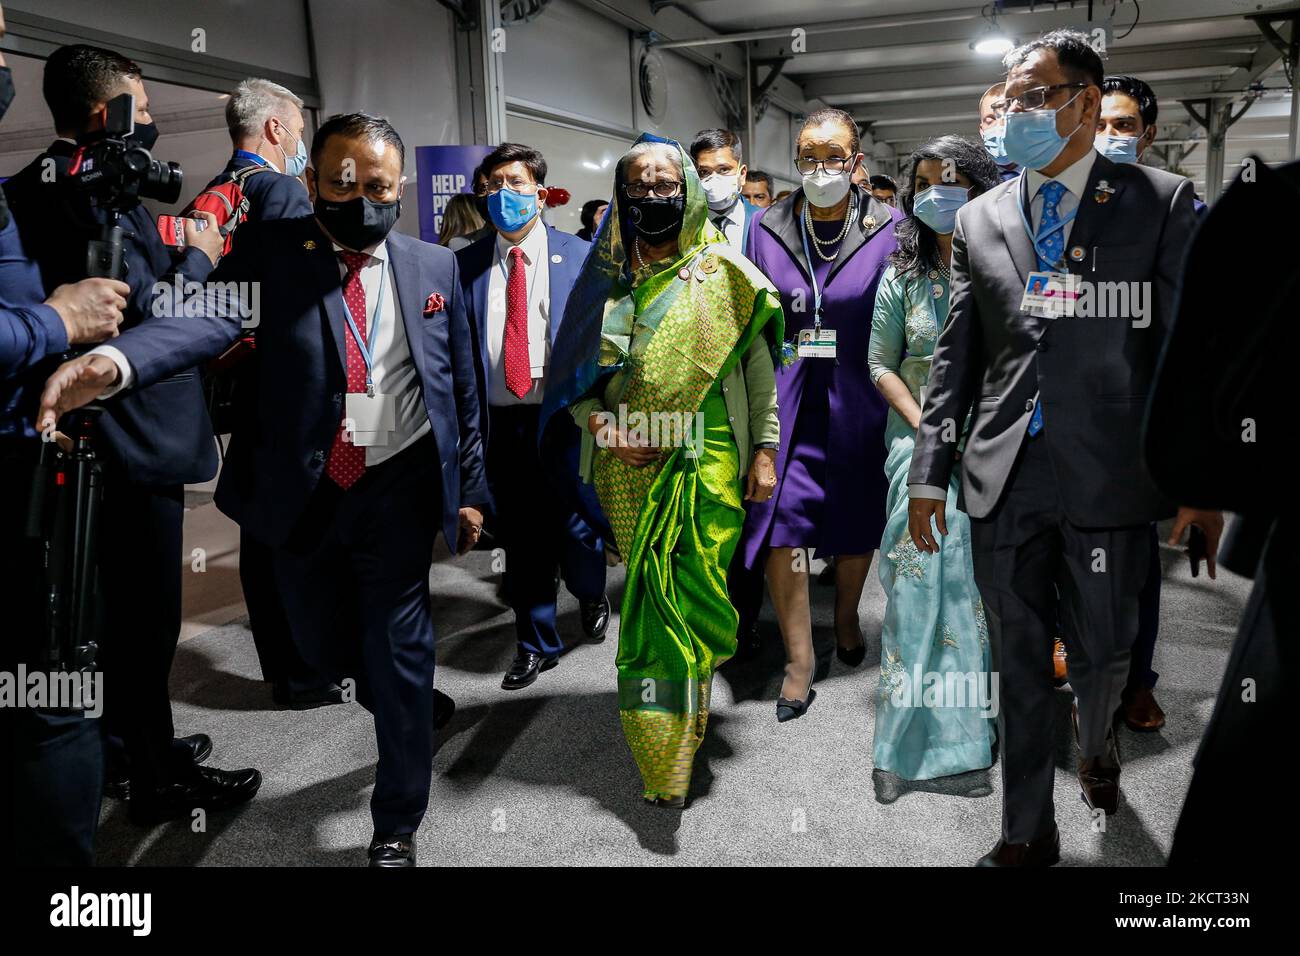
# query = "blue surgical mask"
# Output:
<box><xmin>1094</xmin><ymin>133</ymin><xmax>1140</xmax><ymax>165</ymax></box>
<box><xmin>1003</xmin><ymin>91</ymin><xmax>1084</xmax><ymax>171</ymax></box>
<box><xmin>277</xmin><ymin>125</ymin><xmax>308</xmax><ymax>177</ymax></box>
<box><xmin>911</xmin><ymin>184</ymin><xmax>970</xmax><ymax>235</ymax></box>
<box><xmin>487</xmin><ymin>185</ymin><xmax>539</xmax><ymax>232</ymax></box>
<box><xmin>982</xmin><ymin>123</ymin><xmax>1010</xmax><ymax>166</ymax></box>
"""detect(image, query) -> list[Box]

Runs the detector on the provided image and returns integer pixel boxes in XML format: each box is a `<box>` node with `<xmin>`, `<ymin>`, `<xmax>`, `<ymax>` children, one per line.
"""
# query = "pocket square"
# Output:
<box><xmin>423</xmin><ymin>292</ymin><xmax>445</xmax><ymax>315</ymax></box>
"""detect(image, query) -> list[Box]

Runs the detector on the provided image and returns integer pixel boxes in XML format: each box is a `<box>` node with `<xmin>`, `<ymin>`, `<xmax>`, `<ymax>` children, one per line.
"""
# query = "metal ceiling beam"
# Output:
<box><xmin>748</xmin><ymin>0</ymin><xmax>1298</xmax><ymax>60</ymax></box>
<box><xmin>805</xmin><ymin>45</ymin><xmax>1256</xmax><ymax>100</ymax></box>
<box><xmin>570</xmin><ymin>0</ymin><xmax>806</xmax><ymax>112</ymax></box>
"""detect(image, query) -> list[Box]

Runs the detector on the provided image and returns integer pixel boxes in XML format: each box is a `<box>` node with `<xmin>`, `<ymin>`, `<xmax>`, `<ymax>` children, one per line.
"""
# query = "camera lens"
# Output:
<box><xmin>142</xmin><ymin>160</ymin><xmax>184</xmax><ymax>206</ymax></box>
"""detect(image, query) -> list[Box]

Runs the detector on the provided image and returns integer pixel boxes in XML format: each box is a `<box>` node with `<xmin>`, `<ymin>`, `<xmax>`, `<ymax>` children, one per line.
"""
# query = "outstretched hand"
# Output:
<box><xmin>37</xmin><ymin>354</ymin><xmax>121</xmax><ymax>434</ymax></box>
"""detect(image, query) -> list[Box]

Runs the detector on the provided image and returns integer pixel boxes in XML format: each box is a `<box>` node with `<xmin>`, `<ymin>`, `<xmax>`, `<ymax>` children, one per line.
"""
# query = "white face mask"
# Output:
<box><xmin>801</xmin><ymin>163</ymin><xmax>853</xmax><ymax>209</ymax></box>
<box><xmin>701</xmin><ymin>172</ymin><xmax>740</xmax><ymax>210</ymax></box>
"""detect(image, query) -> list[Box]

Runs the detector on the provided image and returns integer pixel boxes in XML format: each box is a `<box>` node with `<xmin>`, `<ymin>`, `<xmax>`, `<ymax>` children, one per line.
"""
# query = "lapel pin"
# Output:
<box><xmin>551</xmin><ymin>254</ymin><xmax>562</xmax><ymax>263</ymax></box>
<box><xmin>1069</xmin><ymin>246</ymin><xmax>1086</xmax><ymax>262</ymax></box>
<box><xmin>700</xmin><ymin>254</ymin><xmax>719</xmax><ymax>275</ymax></box>
<box><xmin>303</xmin><ymin>239</ymin><xmax>317</xmax><ymax>250</ymax></box>
<box><xmin>863</xmin><ymin>215</ymin><xmax>877</xmax><ymax>230</ymax></box>
<box><xmin>1094</xmin><ymin>180</ymin><xmax>1116</xmax><ymax>204</ymax></box>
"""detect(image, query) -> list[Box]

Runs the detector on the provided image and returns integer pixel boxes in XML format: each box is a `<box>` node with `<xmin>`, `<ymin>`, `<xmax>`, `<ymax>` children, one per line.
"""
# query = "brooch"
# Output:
<box><xmin>700</xmin><ymin>254</ymin><xmax>719</xmax><ymax>275</ymax></box>
<box><xmin>678</xmin><ymin>267</ymin><xmax>691</xmax><ymax>281</ymax></box>
<box><xmin>1094</xmin><ymin>180</ymin><xmax>1116</xmax><ymax>204</ymax></box>
<box><xmin>1069</xmin><ymin>246</ymin><xmax>1086</xmax><ymax>262</ymax></box>
<box><xmin>863</xmin><ymin>215</ymin><xmax>877</xmax><ymax>230</ymax></box>
<box><xmin>303</xmin><ymin>239</ymin><xmax>317</xmax><ymax>250</ymax></box>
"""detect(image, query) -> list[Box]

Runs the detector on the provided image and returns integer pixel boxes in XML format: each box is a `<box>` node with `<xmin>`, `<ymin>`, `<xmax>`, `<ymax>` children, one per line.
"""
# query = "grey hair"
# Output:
<box><xmin>622</xmin><ymin>140</ymin><xmax>682</xmax><ymax>177</ymax></box>
<box><xmin>225</xmin><ymin>77</ymin><xmax>304</xmax><ymax>141</ymax></box>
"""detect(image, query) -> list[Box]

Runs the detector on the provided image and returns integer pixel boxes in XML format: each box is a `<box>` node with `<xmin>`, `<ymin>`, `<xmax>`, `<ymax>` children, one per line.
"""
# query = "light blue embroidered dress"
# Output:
<box><xmin>867</xmin><ymin>263</ymin><xmax>995</xmax><ymax>780</ymax></box>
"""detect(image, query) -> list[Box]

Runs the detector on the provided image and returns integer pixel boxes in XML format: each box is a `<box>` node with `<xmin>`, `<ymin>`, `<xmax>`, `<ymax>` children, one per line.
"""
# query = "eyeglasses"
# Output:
<box><xmin>794</xmin><ymin>156</ymin><xmax>852</xmax><ymax>176</ymax></box>
<box><xmin>486</xmin><ymin>181</ymin><xmax>538</xmax><ymax>195</ymax></box>
<box><xmin>1005</xmin><ymin>83</ymin><xmax>1087</xmax><ymax>112</ymax></box>
<box><xmin>622</xmin><ymin>180</ymin><xmax>683</xmax><ymax>199</ymax></box>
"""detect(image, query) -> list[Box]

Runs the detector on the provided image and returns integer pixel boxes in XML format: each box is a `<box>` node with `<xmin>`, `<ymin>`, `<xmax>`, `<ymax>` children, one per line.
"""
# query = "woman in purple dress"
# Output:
<box><xmin>738</xmin><ymin>108</ymin><xmax>899</xmax><ymax>720</ymax></box>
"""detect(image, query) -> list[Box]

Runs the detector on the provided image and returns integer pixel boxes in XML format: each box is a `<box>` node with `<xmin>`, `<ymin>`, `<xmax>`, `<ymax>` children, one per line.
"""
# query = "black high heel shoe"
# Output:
<box><xmin>776</xmin><ymin>675</ymin><xmax>816</xmax><ymax>722</ymax></box>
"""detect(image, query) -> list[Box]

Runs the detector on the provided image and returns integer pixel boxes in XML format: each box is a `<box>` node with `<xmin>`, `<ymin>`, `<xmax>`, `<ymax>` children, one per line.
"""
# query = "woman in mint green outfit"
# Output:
<box><xmin>868</xmin><ymin>136</ymin><xmax>1001</xmax><ymax>789</ymax></box>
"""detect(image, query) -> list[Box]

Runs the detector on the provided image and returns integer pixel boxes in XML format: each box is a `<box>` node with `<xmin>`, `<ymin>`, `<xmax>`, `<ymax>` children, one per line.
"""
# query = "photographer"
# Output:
<box><xmin>0</xmin><ymin>7</ymin><xmax>131</xmax><ymax>866</ymax></box>
<box><xmin>2</xmin><ymin>43</ymin><xmax>261</xmax><ymax>832</ymax></box>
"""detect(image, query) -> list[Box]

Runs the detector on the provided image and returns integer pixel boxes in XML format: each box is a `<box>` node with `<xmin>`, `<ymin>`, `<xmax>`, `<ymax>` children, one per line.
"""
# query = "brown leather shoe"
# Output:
<box><xmin>1120</xmin><ymin>686</ymin><xmax>1166</xmax><ymax>732</ymax></box>
<box><xmin>976</xmin><ymin>825</ymin><xmax>1060</xmax><ymax>867</ymax></box>
<box><xmin>1052</xmin><ymin>638</ymin><xmax>1068</xmax><ymax>686</ymax></box>
<box><xmin>1078</xmin><ymin>735</ymin><xmax>1121</xmax><ymax>815</ymax></box>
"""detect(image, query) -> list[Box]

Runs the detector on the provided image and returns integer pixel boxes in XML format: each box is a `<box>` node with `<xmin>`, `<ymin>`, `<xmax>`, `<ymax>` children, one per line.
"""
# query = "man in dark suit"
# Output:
<box><xmin>201</xmin><ymin>76</ymin><xmax>343</xmax><ymax>711</ymax></box>
<box><xmin>906</xmin><ymin>30</ymin><xmax>1221</xmax><ymax>866</ymax></box>
<box><xmin>0</xmin><ymin>19</ymin><xmax>134</xmax><ymax>863</ymax></box>
<box><xmin>456</xmin><ymin>142</ymin><xmax>608</xmax><ymax>690</ymax></box>
<box><xmin>40</xmin><ymin>112</ymin><xmax>488</xmax><ymax>867</ymax></box>
<box><xmin>3</xmin><ymin>43</ymin><xmax>260</xmax><ymax>827</ymax></box>
<box><xmin>690</xmin><ymin>129</ymin><xmax>760</xmax><ymax>255</ymax></box>
<box><xmin>1145</xmin><ymin>156</ymin><xmax>1296</xmax><ymax>867</ymax></box>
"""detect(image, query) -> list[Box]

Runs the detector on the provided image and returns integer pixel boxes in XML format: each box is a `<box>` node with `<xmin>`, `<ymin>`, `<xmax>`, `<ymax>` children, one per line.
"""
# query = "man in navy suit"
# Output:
<box><xmin>690</xmin><ymin>129</ymin><xmax>760</xmax><ymax>255</ymax></box>
<box><xmin>3</xmin><ymin>43</ymin><xmax>261</xmax><ymax>828</ymax></box>
<box><xmin>456</xmin><ymin>143</ymin><xmax>609</xmax><ymax>691</ymax></box>
<box><xmin>40</xmin><ymin>113</ymin><xmax>488</xmax><ymax>867</ymax></box>
<box><xmin>201</xmin><ymin>77</ymin><xmax>344</xmax><ymax>712</ymax></box>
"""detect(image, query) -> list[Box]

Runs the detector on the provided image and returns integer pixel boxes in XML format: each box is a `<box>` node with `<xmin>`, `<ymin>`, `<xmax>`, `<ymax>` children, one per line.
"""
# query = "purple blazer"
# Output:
<box><xmin>739</xmin><ymin>185</ymin><xmax>900</xmax><ymax>566</ymax></box>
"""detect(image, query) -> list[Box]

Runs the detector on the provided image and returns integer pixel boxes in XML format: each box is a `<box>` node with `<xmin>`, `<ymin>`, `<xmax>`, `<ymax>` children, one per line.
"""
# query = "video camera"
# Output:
<box><xmin>69</xmin><ymin>92</ymin><xmax>183</xmax><ymax>213</ymax></box>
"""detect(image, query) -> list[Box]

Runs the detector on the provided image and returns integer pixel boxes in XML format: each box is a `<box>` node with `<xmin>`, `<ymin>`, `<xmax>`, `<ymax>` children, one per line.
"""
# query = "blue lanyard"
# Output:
<box><xmin>798</xmin><ymin>214</ymin><xmax>824</xmax><ymax>329</ymax></box>
<box><xmin>341</xmin><ymin>262</ymin><xmax>386</xmax><ymax>396</ymax></box>
<box><xmin>1015</xmin><ymin>171</ymin><xmax>1077</xmax><ymax>271</ymax></box>
<box><xmin>234</xmin><ymin>149</ymin><xmax>269</xmax><ymax>167</ymax></box>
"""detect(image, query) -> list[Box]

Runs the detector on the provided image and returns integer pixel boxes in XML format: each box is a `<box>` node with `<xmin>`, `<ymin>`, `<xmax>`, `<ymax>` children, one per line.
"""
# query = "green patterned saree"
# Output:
<box><xmin>549</xmin><ymin>134</ymin><xmax>781</xmax><ymax>803</ymax></box>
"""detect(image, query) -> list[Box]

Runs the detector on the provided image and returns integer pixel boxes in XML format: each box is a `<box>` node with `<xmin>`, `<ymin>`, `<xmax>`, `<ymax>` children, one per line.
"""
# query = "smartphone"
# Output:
<box><xmin>157</xmin><ymin>214</ymin><xmax>208</xmax><ymax>248</ymax></box>
<box><xmin>1187</xmin><ymin>525</ymin><xmax>1208</xmax><ymax>578</ymax></box>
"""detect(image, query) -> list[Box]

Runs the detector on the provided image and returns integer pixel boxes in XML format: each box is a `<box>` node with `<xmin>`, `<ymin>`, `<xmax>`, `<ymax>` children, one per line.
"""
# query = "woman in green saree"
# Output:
<box><xmin>543</xmin><ymin>134</ymin><xmax>784</xmax><ymax>807</ymax></box>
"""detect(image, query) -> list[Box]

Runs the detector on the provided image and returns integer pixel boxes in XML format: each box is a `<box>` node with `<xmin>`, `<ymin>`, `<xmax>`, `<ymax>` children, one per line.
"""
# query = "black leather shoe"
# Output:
<box><xmin>105</xmin><ymin>734</ymin><xmax>213</xmax><ymax>801</ymax></box>
<box><xmin>128</xmin><ymin>766</ymin><xmax>262</xmax><ymax>825</ymax></box>
<box><xmin>976</xmin><ymin>825</ymin><xmax>1060</xmax><ymax>867</ymax></box>
<box><xmin>433</xmin><ymin>688</ymin><xmax>455</xmax><ymax>730</ymax></box>
<box><xmin>581</xmin><ymin>594</ymin><xmax>611</xmax><ymax>643</ymax></box>
<box><xmin>180</xmin><ymin>733</ymin><xmax>214</xmax><ymax>765</ymax></box>
<box><xmin>368</xmin><ymin>832</ymin><xmax>416</xmax><ymax>867</ymax></box>
<box><xmin>836</xmin><ymin>643</ymin><xmax>866</xmax><ymax>667</ymax></box>
<box><xmin>501</xmin><ymin>652</ymin><xmax>558</xmax><ymax>690</ymax></box>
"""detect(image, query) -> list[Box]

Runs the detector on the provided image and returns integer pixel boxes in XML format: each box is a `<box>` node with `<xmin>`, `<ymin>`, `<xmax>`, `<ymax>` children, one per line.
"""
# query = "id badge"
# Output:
<box><xmin>344</xmin><ymin>392</ymin><xmax>396</xmax><ymax>447</ymax></box>
<box><xmin>1020</xmin><ymin>271</ymin><xmax>1079</xmax><ymax>318</ymax></box>
<box><xmin>797</xmin><ymin>327</ymin><xmax>837</xmax><ymax>359</ymax></box>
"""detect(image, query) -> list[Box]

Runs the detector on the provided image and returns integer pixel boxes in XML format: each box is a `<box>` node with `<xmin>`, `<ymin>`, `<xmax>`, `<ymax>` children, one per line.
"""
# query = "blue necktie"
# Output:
<box><xmin>1027</xmin><ymin>180</ymin><xmax>1066</xmax><ymax>437</ymax></box>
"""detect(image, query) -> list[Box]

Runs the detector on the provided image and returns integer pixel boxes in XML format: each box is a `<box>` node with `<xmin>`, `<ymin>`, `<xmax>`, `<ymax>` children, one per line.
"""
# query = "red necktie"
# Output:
<box><xmin>326</xmin><ymin>250</ymin><xmax>370</xmax><ymax>489</ymax></box>
<box><xmin>503</xmin><ymin>245</ymin><xmax>531</xmax><ymax>399</ymax></box>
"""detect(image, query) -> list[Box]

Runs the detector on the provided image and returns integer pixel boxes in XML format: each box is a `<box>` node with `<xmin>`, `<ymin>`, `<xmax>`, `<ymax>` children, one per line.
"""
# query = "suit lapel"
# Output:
<box><xmin>386</xmin><ymin>233</ymin><xmax>429</xmax><ymax>384</ymax></box>
<box><xmin>996</xmin><ymin>177</ymin><xmax>1038</xmax><ymax>285</ymax></box>
<box><xmin>545</xmin><ymin>227</ymin><xmax>572</xmax><ymax>344</ymax></box>
<box><xmin>758</xmin><ymin>195</ymin><xmax>810</xmax><ymax>284</ymax></box>
<box><xmin>304</xmin><ymin>222</ymin><xmax>349</xmax><ymax>375</ymax></box>
<box><xmin>1065</xmin><ymin>153</ymin><xmax>1126</xmax><ymax>274</ymax></box>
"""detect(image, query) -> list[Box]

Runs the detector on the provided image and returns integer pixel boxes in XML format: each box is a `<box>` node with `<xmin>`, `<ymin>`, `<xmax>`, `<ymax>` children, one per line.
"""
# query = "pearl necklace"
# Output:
<box><xmin>803</xmin><ymin>196</ymin><xmax>857</xmax><ymax>262</ymax></box>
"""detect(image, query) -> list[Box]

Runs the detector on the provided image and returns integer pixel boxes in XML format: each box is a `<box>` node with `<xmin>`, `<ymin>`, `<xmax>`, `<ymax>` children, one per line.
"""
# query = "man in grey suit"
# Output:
<box><xmin>907</xmin><ymin>30</ymin><xmax>1222</xmax><ymax>866</ymax></box>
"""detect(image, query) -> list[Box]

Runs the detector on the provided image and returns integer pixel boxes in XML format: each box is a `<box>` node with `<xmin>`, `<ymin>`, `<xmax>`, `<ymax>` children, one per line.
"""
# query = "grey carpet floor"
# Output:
<box><xmin>95</xmin><ymin>533</ymin><xmax>1250</xmax><ymax>866</ymax></box>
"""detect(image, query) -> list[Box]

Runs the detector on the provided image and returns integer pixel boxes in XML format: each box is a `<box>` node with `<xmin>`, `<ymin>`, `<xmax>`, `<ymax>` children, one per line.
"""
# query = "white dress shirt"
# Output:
<box><xmin>708</xmin><ymin>196</ymin><xmax>746</xmax><ymax>251</ymax></box>
<box><xmin>486</xmin><ymin>220</ymin><xmax>550</xmax><ymax>406</ymax></box>
<box><xmin>908</xmin><ymin>148</ymin><xmax>1100</xmax><ymax>503</ymax></box>
<box><xmin>93</xmin><ymin>237</ymin><xmax>429</xmax><ymax>467</ymax></box>
<box><xmin>333</xmin><ymin>239</ymin><xmax>429</xmax><ymax>466</ymax></box>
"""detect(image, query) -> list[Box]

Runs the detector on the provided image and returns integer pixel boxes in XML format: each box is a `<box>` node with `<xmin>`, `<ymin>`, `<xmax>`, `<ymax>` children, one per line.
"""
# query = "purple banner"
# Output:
<box><xmin>414</xmin><ymin>145</ymin><xmax>494</xmax><ymax>244</ymax></box>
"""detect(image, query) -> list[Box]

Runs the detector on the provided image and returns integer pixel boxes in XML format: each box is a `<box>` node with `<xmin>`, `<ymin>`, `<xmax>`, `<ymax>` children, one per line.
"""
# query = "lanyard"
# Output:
<box><xmin>798</xmin><ymin>214</ymin><xmax>824</xmax><ymax>330</ymax></box>
<box><xmin>1015</xmin><ymin>171</ymin><xmax>1077</xmax><ymax>271</ymax></box>
<box><xmin>340</xmin><ymin>261</ymin><xmax>386</xmax><ymax>397</ymax></box>
<box><xmin>234</xmin><ymin>148</ymin><xmax>269</xmax><ymax>167</ymax></box>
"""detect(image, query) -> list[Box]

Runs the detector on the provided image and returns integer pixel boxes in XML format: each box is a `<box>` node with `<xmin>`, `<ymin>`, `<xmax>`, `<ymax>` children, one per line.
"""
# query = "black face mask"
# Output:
<box><xmin>315</xmin><ymin>194</ymin><xmax>402</xmax><ymax>250</ymax></box>
<box><xmin>127</xmin><ymin>119</ymin><xmax>159</xmax><ymax>152</ymax></box>
<box><xmin>0</xmin><ymin>67</ymin><xmax>15</xmax><ymax>124</ymax></box>
<box><xmin>474</xmin><ymin>193</ymin><xmax>490</xmax><ymax>221</ymax></box>
<box><xmin>621</xmin><ymin>194</ymin><xmax>685</xmax><ymax>244</ymax></box>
